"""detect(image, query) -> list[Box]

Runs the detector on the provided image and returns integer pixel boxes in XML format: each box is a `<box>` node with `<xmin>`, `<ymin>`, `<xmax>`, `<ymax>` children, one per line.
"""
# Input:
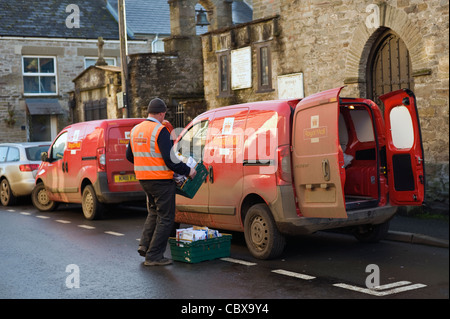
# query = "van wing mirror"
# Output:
<box><xmin>41</xmin><ymin>151</ymin><xmax>49</xmax><ymax>162</ymax></box>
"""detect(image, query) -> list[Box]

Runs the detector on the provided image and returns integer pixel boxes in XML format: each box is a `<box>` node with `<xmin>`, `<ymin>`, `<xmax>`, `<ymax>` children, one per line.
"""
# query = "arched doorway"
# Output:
<box><xmin>367</xmin><ymin>30</ymin><xmax>414</xmax><ymax>111</ymax></box>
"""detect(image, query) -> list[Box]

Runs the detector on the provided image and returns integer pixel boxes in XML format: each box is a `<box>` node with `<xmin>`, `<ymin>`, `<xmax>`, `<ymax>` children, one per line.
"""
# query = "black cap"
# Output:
<box><xmin>147</xmin><ymin>98</ymin><xmax>167</xmax><ymax>114</ymax></box>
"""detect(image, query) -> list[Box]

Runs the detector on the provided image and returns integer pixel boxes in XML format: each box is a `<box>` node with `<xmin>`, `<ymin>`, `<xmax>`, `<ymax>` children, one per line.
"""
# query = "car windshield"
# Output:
<box><xmin>26</xmin><ymin>145</ymin><xmax>50</xmax><ymax>161</ymax></box>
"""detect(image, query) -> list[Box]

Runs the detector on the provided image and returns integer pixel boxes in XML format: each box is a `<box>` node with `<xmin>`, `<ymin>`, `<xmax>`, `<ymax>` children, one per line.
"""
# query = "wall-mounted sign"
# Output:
<box><xmin>117</xmin><ymin>91</ymin><xmax>125</xmax><ymax>109</ymax></box>
<box><xmin>277</xmin><ymin>72</ymin><xmax>304</xmax><ymax>99</ymax></box>
<box><xmin>231</xmin><ymin>46</ymin><xmax>252</xmax><ymax>90</ymax></box>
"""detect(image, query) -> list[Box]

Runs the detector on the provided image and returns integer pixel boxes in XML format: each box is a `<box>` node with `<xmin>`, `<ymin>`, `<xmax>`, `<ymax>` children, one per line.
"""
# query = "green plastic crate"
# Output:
<box><xmin>169</xmin><ymin>234</ymin><xmax>232</xmax><ymax>263</ymax></box>
<box><xmin>176</xmin><ymin>162</ymin><xmax>208</xmax><ymax>199</ymax></box>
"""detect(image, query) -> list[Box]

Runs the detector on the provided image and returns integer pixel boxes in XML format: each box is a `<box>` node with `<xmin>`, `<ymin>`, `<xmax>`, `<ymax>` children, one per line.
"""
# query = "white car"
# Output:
<box><xmin>0</xmin><ymin>142</ymin><xmax>51</xmax><ymax>206</ymax></box>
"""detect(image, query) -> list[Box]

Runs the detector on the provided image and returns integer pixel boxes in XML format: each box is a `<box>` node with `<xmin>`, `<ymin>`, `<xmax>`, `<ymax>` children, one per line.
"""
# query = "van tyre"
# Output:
<box><xmin>31</xmin><ymin>182</ymin><xmax>58</xmax><ymax>212</ymax></box>
<box><xmin>82</xmin><ymin>185</ymin><xmax>104</xmax><ymax>220</ymax></box>
<box><xmin>1</xmin><ymin>178</ymin><xmax>16</xmax><ymax>206</ymax></box>
<box><xmin>244</xmin><ymin>203</ymin><xmax>286</xmax><ymax>260</ymax></box>
<box><xmin>353</xmin><ymin>221</ymin><xmax>390</xmax><ymax>243</ymax></box>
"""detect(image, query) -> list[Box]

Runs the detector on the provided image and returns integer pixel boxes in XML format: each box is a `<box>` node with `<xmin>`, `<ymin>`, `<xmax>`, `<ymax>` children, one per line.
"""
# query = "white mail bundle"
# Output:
<box><xmin>176</xmin><ymin>226</ymin><xmax>222</xmax><ymax>243</ymax></box>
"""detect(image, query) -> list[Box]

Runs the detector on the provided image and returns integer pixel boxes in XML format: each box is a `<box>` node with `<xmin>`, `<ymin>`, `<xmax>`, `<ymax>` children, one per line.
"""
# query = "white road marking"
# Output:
<box><xmin>373</xmin><ymin>281</ymin><xmax>411</xmax><ymax>290</ymax></box>
<box><xmin>7</xmin><ymin>209</ymin><xmax>15</xmax><ymax>212</ymax></box>
<box><xmin>220</xmin><ymin>258</ymin><xmax>257</xmax><ymax>266</ymax></box>
<box><xmin>55</xmin><ymin>219</ymin><xmax>71</xmax><ymax>224</ymax></box>
<box><xmin>333</xmin><ymin>282</ymin><xmax>427</xmax><ymax>296</ymax></box>
<box><xmin>36</xmin><ymin>215</ymin><xmax>50</xmax><ymax>219</ymax></box>
<box><xmin>105</xmin><ymin>231</ymin><xmax>125</xmax><ymax>236</ymax></box>
<box><xmin>271</xmin><ymin>269</ymin><xmax>316</xmax><ymax>280</ymax></box>
<box><xmin>78</xmin><ymin>225</ymin><xmax>96</xmax><ymax>230</ymax></box>
<box><xmin>20</xmin><ymin>212</ymin><xmax>31</xmax><ymax>216</ymax></box>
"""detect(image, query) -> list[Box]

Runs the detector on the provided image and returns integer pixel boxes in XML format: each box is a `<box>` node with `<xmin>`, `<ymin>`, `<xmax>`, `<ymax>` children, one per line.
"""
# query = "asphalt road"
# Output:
<box><xmin>0</xmin><ymin>202</ymin><xmax>448</xmax><ymax>304</ymax></box>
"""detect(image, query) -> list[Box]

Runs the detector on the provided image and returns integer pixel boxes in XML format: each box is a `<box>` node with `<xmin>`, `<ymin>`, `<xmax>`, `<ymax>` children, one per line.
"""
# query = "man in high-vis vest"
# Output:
<box><xmin>127</xmin><ymin>98</ymin><xmax>196</xmax><ymax>266</ymax></box>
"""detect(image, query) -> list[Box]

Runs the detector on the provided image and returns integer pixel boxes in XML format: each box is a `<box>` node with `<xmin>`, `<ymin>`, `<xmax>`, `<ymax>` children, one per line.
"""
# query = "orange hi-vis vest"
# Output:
<box><xmin>130</xmin><ymin>120</ymin><xmax>174</xmax><ymax>180</ymax></box>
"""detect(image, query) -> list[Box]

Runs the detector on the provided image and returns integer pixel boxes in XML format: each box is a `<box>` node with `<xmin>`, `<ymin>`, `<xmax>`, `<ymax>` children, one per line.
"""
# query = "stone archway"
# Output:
<box><xmin>344</xmin><ymin>3</ymin><xmax>428</xmax><ymax>97</ymax></box>
<box><xmin>367</xmin><ymin>29</ymin><xmax>414</xmax><ymax>110</ymax></box>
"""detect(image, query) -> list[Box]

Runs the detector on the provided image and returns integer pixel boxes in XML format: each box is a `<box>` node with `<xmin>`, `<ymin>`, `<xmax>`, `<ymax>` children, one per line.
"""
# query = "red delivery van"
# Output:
<box><xmin>32</xmin><ymin>118</ymin><xmax>146</xmax><ymax>220</ymax></box>
<box><xmin>173</xmin><ymin>87</ymin><xmax>425</xmax><ymax>259</ymax></box>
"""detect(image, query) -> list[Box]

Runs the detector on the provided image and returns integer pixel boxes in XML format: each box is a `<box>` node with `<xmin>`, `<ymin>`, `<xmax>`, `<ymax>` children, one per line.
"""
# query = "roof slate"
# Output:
<box><xmin>0</xmin><ymin>0</ymin><xmax>120</xmax><ymax>39</ymax></box>
<box><xmin>108</xmin><ymin>0</ymin><xmax>171</xmax><ymax>35</ymax></box>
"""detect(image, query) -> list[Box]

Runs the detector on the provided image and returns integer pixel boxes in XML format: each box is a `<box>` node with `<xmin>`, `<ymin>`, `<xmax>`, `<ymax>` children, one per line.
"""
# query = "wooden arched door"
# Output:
<box><xmin>368</xmin><ymin>30</ymin><xmax>414</xmax><ymax>111</ymax></box>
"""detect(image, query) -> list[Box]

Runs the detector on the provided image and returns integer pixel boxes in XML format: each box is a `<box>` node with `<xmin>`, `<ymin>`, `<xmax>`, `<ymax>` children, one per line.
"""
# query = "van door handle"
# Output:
<box><xmin>65</xmin><ymin>162</ymin><xmax>68</xmax><ymax>173</ymax></box>
<box><xmin>209</xmin><ymin>166</ymin><xmax>214</xmax><ymax>184</ymax></box>
<box><xmin>322</xmin><ymin>159</ymin><xmax>330</xmax><ymax>181</ymax></box>
<box><xmin>62</xmin><ymin>161</ymin><xmax>65</xmax><ymax>173</ymax></box>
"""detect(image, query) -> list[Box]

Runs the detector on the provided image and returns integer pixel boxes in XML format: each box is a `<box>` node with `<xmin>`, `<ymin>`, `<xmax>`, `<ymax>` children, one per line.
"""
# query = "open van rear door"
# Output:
<box><xmin>292</xmin><ymin>87</ymin><xmax>347</xmax><ymax>218</ymax></box>
<box><xmin>380</xmin><ymin>89</ymin><xmax>425</xmax><ymax>205</ymax></box>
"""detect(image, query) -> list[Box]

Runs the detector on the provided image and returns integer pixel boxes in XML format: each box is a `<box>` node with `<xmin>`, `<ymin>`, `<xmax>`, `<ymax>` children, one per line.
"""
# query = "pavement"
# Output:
<box><xmin>387</xmin><ymin>214</ymin><xmax>449</xmax><ymax>248</ymax></box>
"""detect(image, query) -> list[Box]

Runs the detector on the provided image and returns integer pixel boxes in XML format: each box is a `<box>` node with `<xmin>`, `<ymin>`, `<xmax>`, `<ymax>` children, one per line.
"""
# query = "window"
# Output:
<box><xmin>26</xmin><ymin>145</ymin><xmax>50</xmax><ymax>161</ymax></box>
<box><xmin>256</xmin><ymin>43</ymin><xmax>273</xmax><ymax>92</ymax></box>
<box><xmin>0</xmin><ymin>147</ymin><xmax>8</xmax><ymax>162</ymax></box>
<box><xmin>22</xmin><ymin>56</ymin><xmax>57</xmax><ymax>95</ymax></box>
<box><xmin>50</xmin><ymin>132</ymin><xmax>68</xmax><ymax>161</ymax></box>
<box><xmin>6</xmin><ymin>147</ymin><xmax>20</xmax><ymax>162</ymax></box>
<box><xmin>217</xmin><ymin>51</ymin><xmax>231</xmax><ymax>97</ymax></box>
<box><xmin>84</xmin><ymin>57</ymin><xmax>117</xmax><ymax>69</ymax></box>
<box><xmin>389</xmin><ymin>105</ymin><xmax>414</xmax><ymax>149</ymax></box>
<box><xmin>176</xmin><ymin>120</ymin><xmax>209</xmax><ymax>162</ymax></box>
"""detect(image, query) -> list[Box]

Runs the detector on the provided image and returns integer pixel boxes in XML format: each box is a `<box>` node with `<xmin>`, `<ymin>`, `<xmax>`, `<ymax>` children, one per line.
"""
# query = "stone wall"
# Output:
<box><xmin>127</xmin><ymin>48</ymin><xmax>205</xmax><ymax>126</ymax></box>
<box><xmin>201</xmin><ymin>0</ymin><xmax>449</xmax><ymax>211</ymax></box>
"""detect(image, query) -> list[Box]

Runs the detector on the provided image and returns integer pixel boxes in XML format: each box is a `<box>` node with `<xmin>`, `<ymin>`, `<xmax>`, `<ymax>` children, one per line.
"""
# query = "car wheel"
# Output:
<box><xmin>244</xmin><ymin>203</ymin><xmax>286</xmax><ymax>260</ymax></box>
<box><xmin>1</xmin><ymin>178</ymin><xmax>17</xmax><ymax>206</ymax></box>
<box><xmin>353</xmin><ymin>221</ymin><xmax>390</xmax><ymax>243</ymax></box>
<box><xmin>82</xmin><ymin>185</ymin><xmax>104</xmax><ymax>220</ymax></box>
<box><xmin>31</xmin><ymin>182</ymin><xmax>58</xmax><ymax>212</ymax></box>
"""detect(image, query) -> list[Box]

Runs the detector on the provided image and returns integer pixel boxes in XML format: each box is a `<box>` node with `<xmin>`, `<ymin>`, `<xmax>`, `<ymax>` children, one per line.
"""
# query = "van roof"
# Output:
<box><xmin>210</xmin><ymin>99</ymin><xmax>301</xmax><ymax>114</ymax></box>
<box><xmin>63</xmin><ymin>118</ymin><xmax>145</xmax><ymax>130</ymax></box>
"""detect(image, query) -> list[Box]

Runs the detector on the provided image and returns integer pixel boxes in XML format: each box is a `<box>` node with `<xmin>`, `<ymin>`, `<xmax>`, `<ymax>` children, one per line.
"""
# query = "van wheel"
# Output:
<box><xmin>82</xmin><ymin>185</ymin><xmax>104</xmax><ymax>220</ymax></box>
<box><xmin>31</xmin><ymin>182</ymin><xmax>58</xmax><ymax>212</ymax></box>
<box><xmin>1</xmin><ymin>178</ymin><xmax>16</xmax><ymax>206</ymax></box>
<box><xmin>354</xmin><ymin>221</ymin><xmax>390</xmax><ymax>243</ymax></box>
<box><xmin>244</xmin><ymin>203</ymin><xmax>286</xmax><ymax>260</ymax></box>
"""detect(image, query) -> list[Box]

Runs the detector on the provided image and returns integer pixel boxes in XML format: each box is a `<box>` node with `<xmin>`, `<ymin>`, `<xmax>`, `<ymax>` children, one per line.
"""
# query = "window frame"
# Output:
<box><xmin>22</xmin><ymin>56</ymin><xmax>58</xmax><ymax>96</ymax></box>
<box><xmin>255</xmin><ymin>42</ymin><xmax>274</xmax><ymax>93</ymax></box>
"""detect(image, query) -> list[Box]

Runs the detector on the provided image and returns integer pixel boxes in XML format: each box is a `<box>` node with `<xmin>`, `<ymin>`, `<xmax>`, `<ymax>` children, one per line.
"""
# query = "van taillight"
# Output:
<box><xmin>276</xmin><ymin>145</ymin><xmax>292</xmax><ymax>185</ymax></box>
<box><xmin>97</xmin><ymin>148</ymin><xmax>106</xmax><ymax>171</ymax></box>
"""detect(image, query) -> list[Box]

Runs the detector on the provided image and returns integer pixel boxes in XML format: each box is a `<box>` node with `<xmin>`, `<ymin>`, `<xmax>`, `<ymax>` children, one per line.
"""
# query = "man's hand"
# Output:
<box><xmin>189</xmin><ymin>167</ymin><xmax>197</xmax><ymax>179</ymax></box>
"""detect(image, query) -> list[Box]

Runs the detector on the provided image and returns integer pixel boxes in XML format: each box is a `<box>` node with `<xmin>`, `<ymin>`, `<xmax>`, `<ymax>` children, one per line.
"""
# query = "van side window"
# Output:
<box><xmin>177</xmin><ymin>120</ymin><xmax>208</xmax><ymax>162</ymax></box>
<box><xmin>50</xmin><ymin>132</ymin><xmax>68</xmax><ymax>161</ymax></box>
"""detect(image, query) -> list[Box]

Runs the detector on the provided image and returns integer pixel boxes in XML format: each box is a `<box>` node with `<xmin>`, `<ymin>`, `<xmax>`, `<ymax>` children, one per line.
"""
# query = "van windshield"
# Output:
<box><xmin>26</xmin><ymin>145</ymin><xmax>50</xmax><ymax>161</ymax></box>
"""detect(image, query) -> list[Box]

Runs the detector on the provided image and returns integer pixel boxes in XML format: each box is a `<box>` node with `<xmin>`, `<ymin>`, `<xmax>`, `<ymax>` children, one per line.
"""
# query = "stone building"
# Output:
<box><xmin>71</xmin><ymin>64</ymin><xmax>122</xmax><ymax>123</ymax></box>
<box><xmin>0</xmin><ymin>0</ymin><xmax>148</xmax><ymax>142</ymax></box>
<box><xmin>201</xmin><ymin>0</ymin><xmax>448</xmax><ymax>211</ymax></box>
<box><xmin>126</xmin><ymin>0</ymin><xmax>252</xmax><ymax>127</ymax></box>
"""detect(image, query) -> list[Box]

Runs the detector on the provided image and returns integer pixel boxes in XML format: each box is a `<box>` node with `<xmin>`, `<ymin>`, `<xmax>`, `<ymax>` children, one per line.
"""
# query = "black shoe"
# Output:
<box><xmin>144</xmin><ymin>258</ymin><xmax>173</xmax><ymax>266</ymax></box>
<box><xmin>138</xmin><ymin>246</ymin><xmax>147</xmax><ymax>257</ymax></box>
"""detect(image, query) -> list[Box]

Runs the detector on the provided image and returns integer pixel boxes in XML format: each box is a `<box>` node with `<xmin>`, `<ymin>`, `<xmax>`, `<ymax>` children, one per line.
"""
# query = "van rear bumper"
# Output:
<box><xmin>93</xmin><ymin>172</ymin><xmax>146</xmax><ymax>204</ymax></box>
<box><xmin>270</xmin><ymin>186</ymin><xmax>398</xmax><ymax>236</ymax></box>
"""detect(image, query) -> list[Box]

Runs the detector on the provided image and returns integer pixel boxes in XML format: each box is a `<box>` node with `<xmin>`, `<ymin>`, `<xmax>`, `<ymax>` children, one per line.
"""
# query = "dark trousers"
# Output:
<box><xmin>139</xmin><ymin>179</ymin><xmax>176</xmax><ymax>261</ymax></box>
